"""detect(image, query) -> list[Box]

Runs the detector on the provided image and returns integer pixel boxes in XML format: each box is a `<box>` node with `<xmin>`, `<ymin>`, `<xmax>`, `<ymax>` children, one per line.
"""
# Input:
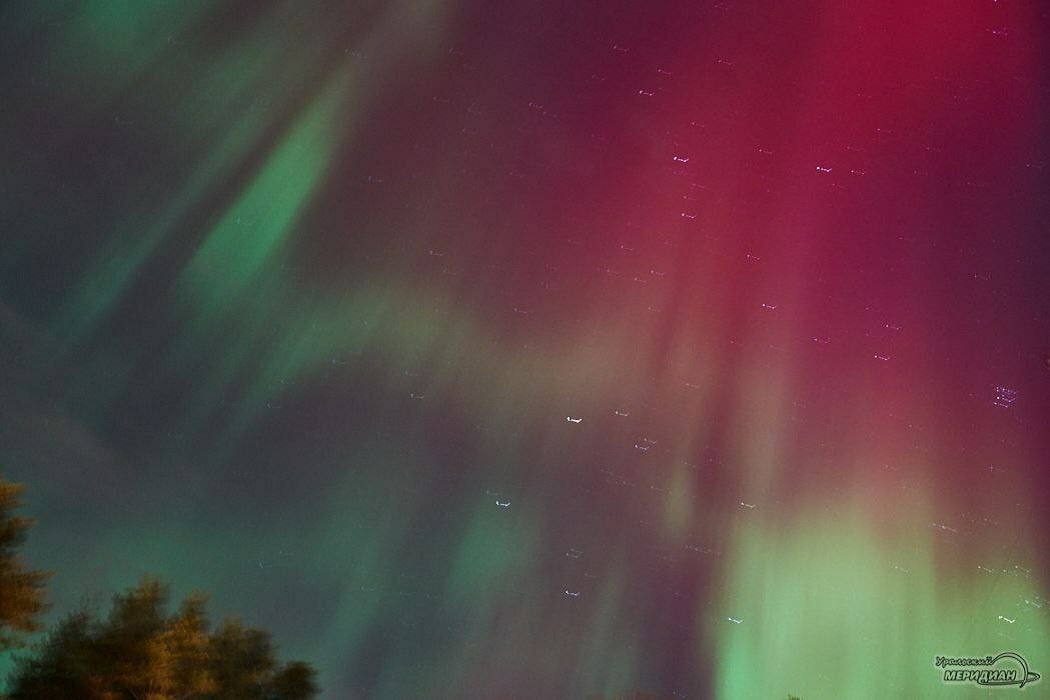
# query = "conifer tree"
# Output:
<box><xmin>0</xmin><ymin>477</ymin><xmax>49</xmax><ymax>651</ymax></box>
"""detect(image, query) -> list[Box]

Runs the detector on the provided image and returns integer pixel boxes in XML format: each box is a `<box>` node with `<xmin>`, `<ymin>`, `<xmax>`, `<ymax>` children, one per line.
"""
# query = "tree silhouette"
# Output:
<box><xmin>7</xmin><ymin>577</ymin><xmax>319</xmax><ymax>699</ymax></box>
<box><xmin>0</xmin><ymin>477</ymin><xmax>49</xmax><ymax>651</ymax></box>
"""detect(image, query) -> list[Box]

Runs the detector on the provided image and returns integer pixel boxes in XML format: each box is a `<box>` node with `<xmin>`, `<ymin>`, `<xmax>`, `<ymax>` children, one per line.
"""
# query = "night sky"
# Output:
<box><xmin>2</xmin><ymin>1</ymin><xmax>1049</xmax><ymax>697</ymax></box>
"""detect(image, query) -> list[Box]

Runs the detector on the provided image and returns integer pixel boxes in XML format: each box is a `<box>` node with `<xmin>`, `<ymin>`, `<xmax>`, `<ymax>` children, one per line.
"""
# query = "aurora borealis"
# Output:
<box><xmin>2</xmin><ymin>0</ymin><xmax>1049</xmax><ymax>697</ymax></box>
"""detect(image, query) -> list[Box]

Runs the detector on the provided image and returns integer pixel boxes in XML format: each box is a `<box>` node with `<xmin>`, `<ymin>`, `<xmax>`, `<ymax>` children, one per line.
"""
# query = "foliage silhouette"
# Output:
<box><xmin>8</xmin><ymin>576</ymin><xmax>318</xmax><ymax>699</ymax></box>
<box><xmin>0</xmin><ymin>477</ymin><xmax>49</xmax><ymax>651</ymax></box>
<box><xmin>1</xmin><ymin>476</ymin><xmax>318</xmax><ymax>699</ymax></box>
